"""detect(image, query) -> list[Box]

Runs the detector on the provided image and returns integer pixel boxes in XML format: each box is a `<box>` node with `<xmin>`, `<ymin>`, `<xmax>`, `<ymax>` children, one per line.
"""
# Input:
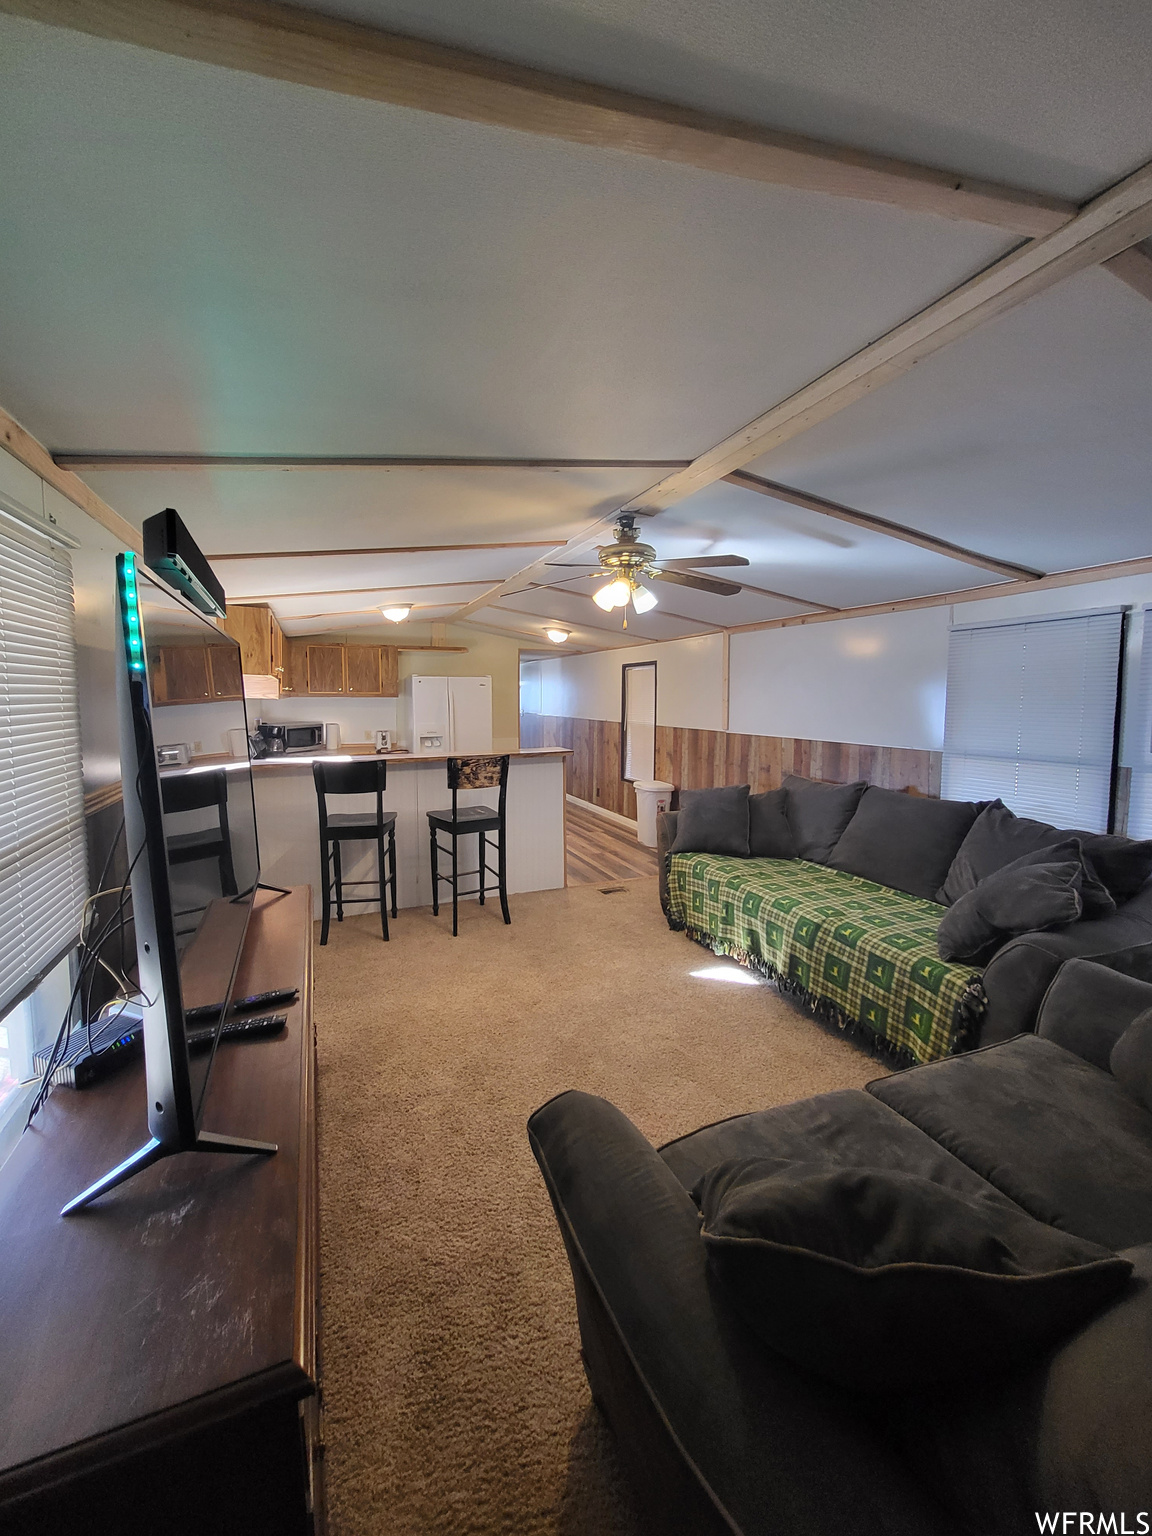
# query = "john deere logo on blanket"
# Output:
<box><xmin>764</xmin><ymin>919</ymin><xmax>785</xmax><ymax>951</ymax></box>
<box><xmin>831</xmin><ymin>920</ymin><xmax>867</xmax><ymax>949</ymax></box>
<box><xmin>793</xmin><ymin>915</ymin><xmax>820</xmax><ymax>949</ymax></box>
<box><xmin>903</xmin><ymin>997</ymin><xmax>935</xmax><ymax>1042</ymax></box>
<box><xmin>910</xmin><ymin>956</ymin><xmax>950</xmax><ymax>994</ymax></box>
<box><xmin>823</xmin><ymin>954</ymin><xmax>851</xmax><ymax>990</ymax></box>
<box><xmin>884</xmin><ymin>932</ymin><xmax>923</xmax><ymax>954</ymax></box>
<box><xmin>741</xmin><ymin>890</ymin><xmax>763</xmax><ymax>919</ymax></box>
<box><xmin>860</xmin><ymin>999</ymin><xmax>889</xmax><ymax>1033</ymax></box>
<box><xmin>772</xmin><ymin>895</ymin><xmax>802</xmax><ymax>914</ymax></box>
<box><xmin>864</xmin><ymin>953</ymin><xmax>896</xmax><ymax>992</ymax></box>
<box><xmin>788</xmin><ymin>956</ymin><xmax>811</xmax><ymax>989</ymax></box>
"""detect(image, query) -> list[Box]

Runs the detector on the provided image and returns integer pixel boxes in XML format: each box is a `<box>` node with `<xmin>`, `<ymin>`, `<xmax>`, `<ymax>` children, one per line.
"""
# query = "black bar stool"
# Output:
<box><xmin>427</xmin><ymin>755</ymin><xmax>510</xmax><ymax>937</ymax></box>
<box><xmin>162</xmin><ymin>767</ymin><xmax>237</xmax><ymax>896</ymax></box>
<box><xmin>313</xmin><ymin>759</ymin><xmax>398</xmax><ymax>945</ymax></box>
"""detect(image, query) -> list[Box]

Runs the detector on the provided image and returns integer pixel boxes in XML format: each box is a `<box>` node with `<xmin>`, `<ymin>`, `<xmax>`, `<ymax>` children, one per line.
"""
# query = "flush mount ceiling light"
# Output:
<box><xmin>545</xmin><ymin>628</ymin><xmax>570</xmax><ymax>644</ymax></box>
<box><xmin>380</xmin><ymin>604</ymin><xmax>411</xmax><ymax>623</ymax></box>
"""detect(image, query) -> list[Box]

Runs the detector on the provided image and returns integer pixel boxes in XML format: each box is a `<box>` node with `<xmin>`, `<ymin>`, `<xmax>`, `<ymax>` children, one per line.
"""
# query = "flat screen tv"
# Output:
<box><xmin>63</xmin><ymin>552</ymin><xmax>276</xmax><ymax>1214</ymax></box>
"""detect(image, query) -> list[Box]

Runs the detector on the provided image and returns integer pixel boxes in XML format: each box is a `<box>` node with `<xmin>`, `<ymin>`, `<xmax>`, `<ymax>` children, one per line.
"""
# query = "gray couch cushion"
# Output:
<box><xmin>748</xmin><ymin>788</ymin><xmax>796</xmax><ymax>859</ymax></box>
<box><xmin>660</xmin><ymin>1088</ymin><xmax>1004</xmax><ymax>1200</ymax></box>
<box><xmin>868</xmin><ymin>1034</ymin><xmax>1152</xmax><ymax>1250</ymax></box>
<box><xmin>1112</xmin><ymin>1010</ymin><xmax>1152</xmax><ymax>1114</ymax></box>
<box><xmin>781</xmin><ymin>776</ymin><xmax>866</xmax><ymax>863</ymax></box>
<box><xmin>936</xmin><ymin>852</ymin><xmax>1085</xmax><ymax>963</ymax></box>
<box><xmin>898</xmin><ymin>1241</ymin><xmax>1152</xmax><ymax>1536</ymax></box>
<box><xmin>694</xmin><ymin>1159</ymin><xmax>1130</xmax><ymax>1393</ymax></box>
<box><xmin>670</xmin><ymin>784</ymin><xmax>750</xmax><ymax>857</ymax></box>
<box><xmin>939</xmin><ymin>800</ymin><xmax>1152</xmax><ymax>906</ymax></box>
<box><xmin>828</xmin><ymin>786</ymin><xmax>980</xmax><ymax>901</ymax></box>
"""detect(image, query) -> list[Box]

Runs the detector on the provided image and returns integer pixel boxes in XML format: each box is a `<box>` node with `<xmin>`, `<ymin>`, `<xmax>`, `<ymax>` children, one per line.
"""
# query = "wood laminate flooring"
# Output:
<box><xmin>565</xmin><ymin>799</ymin><xmax>660</xmax><ymax>885</ymax></box>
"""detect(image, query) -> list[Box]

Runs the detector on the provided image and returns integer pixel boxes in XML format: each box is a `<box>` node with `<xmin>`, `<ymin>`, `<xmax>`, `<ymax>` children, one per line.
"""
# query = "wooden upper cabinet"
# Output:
<box><xmin>156</xmin><ymin>645</ymin><xmax>211</xmax><ymax>704</ymax></box>
<box><xmin>345</xmin><ymin>644</ymin><xmax>382</xmax><ymax>696</ymax></box>
<box><xmin>306</xmin><ymin>645</ymin><xmax>345</xmax><ymax>695</ymax></box>
<box><xmin>208</xmin><ymin>644</ymin><xmax>243</xmax><ymax>700</ymax></box>
<box><xmin>220</xmin><ymin>604</ymin><xmax>285</xmax><ymax>683</ymax></box>
<box><xmin>277</xmin><ymin>638</ymin><xmax>398</xmax><ymax>696</ymax></box>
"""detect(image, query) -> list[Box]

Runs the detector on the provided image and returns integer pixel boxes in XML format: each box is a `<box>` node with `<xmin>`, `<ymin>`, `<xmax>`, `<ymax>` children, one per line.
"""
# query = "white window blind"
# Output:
<box><xmin>1125</xmin><ymin>607</ymin><xmax>1152</xmax><ymax>840</ymax></box>
<box><xmin>941</xmin><ymin>609</ymin><xmax>1123</xmax><ymax>832</ymax></box>
<box><xmin>0</xmin><ymin>517</ymin><xmax>86</xmax><ymax>1016</ymax></box>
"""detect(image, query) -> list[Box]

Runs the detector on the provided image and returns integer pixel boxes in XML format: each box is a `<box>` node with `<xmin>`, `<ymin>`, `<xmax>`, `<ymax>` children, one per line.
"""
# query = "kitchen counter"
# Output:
<box><xmin>242</xmin><ymin>748</ymin><xmax>569</xmax><ymax>915</ymax></box>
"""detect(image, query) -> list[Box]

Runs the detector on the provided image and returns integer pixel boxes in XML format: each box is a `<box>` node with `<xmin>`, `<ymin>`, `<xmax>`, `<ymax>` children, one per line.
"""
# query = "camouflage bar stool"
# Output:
<box><xmin>427</xmin><ymin>755</ymin><xmax>511</xmax><ymax>937</ymax></box>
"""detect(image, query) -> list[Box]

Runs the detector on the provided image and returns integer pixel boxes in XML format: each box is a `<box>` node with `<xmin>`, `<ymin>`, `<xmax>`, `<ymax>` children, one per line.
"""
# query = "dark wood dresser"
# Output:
<box><xmin>0</xmin><ymin>886</ymin><xmax>324</xmax><ymax>1536</ymax></box>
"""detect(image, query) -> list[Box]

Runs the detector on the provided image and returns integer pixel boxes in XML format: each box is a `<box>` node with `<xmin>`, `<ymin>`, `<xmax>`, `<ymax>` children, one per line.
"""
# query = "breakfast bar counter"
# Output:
<box><xmin>244</xmin><ymin>747</ymin><xmax>570</xmax><ymax>916</ymax></box>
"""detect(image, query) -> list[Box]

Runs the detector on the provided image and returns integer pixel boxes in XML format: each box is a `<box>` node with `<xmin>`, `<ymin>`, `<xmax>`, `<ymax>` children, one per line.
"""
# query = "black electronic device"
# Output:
<box><xmin>184</xmin><ymin>988</ymin><xmax>299</xmax><ymax>1024</ymax></box>
<box><xmin>34</xmin><ymin>1013</ymin><xmax>144</xmax><ymax>1090</ymax></box>
<box><xmin>142</xmin><ymin>507</ymin><xmax>227</xmax><ymax>619</ymax></box>
<box><xmin>186</xmin><ymin>1013</ymin><xmax>287</xmax><ymax>1051</ymax></box>
<box><xmin>60</xmin><ymin>551</ymin><xmax>277</xmax><ymax>1216</ymax></box>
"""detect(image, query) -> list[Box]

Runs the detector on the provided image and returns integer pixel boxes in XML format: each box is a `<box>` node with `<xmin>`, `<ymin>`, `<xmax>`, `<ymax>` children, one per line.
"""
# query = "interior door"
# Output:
<box><xmin>622</xmin><ymin>662</ymin><xmax>656</xmax><ymax>782</ymax></box>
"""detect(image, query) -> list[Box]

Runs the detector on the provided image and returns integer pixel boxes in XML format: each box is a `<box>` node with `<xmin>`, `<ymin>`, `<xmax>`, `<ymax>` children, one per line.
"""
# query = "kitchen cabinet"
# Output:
<box><xmin>280</xmin><ymin>637</ymin><xmax>398</xmax><ymax>698</ymax></box>
<box><xmin>151</xmin><ymin>644</ymin><xmax>244</xmax><ymax>705</ymax></box>
<box><xmin>220</xmin><ymin>604</ymin><xmax>285</xmax><ymax>684</ymax></box>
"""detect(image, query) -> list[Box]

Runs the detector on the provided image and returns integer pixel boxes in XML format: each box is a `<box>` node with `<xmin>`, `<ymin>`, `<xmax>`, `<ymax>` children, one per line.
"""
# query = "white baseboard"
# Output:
<box><xmin>567</xmin><ymin>794</ymin><xmax>638</xmax><ymax>831</ymax></box>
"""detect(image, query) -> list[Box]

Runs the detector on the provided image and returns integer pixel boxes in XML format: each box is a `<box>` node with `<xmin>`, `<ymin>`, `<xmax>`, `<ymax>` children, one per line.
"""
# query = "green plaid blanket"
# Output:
<box><xmin>667</xmin><ymin>854</ymin><xmax>983</xmax><ymax>1064</ymax></box>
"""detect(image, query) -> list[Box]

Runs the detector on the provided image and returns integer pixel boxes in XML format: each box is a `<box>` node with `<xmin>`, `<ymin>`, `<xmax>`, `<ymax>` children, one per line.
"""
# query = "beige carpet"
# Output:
<box><xmin>314</xmin><ymin>876</ymin><xmax>888</xmax><ymax>1535</ymax></box>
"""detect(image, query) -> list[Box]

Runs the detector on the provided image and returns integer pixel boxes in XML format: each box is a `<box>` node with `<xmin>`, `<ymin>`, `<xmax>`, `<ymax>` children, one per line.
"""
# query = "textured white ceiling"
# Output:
<box><xmin>317</xmin><ymin>0</ymin><xmax>1152</xmax><ymax>200</ymax></box>
<box><xmin>0</xmin><ymin>4</ymin><xmax>1149</xmax><ymax>646</ymax></box>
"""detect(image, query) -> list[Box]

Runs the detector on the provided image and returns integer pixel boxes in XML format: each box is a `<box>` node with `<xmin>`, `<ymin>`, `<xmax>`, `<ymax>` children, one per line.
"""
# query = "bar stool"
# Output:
<box><xmin>427</xmin><ymin>755</ymin><xmax>510</xmax><ymax>937</ymax></box>
<box><xmin>162</xmin><ymin>767</ymin><xmax>237</xmax><ymax>896</ymax></box>
<box><xmin>313</xmin><ymin>759</ymin><xmax>398</xmax><ymax>945</ymax></box>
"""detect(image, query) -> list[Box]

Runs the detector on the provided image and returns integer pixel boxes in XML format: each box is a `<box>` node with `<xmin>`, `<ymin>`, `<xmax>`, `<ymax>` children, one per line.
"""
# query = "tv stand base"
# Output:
<box><xmin>60</xmin><ymin>1129</ymin><xmax>277</xmax><ymax>1215</ymax></box>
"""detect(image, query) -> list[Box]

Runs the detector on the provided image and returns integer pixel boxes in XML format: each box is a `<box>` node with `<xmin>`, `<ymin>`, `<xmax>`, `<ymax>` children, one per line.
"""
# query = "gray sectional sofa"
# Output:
<box><xmin>529</xmin><ymin>955</ymin><xmax>1152</xmax><ymax>1536</ymax></box>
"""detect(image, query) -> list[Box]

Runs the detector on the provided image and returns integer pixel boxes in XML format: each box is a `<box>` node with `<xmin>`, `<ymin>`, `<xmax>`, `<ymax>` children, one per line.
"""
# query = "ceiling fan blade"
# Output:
<box><xmin>655</xmin><ymin>555</ymin><xmax>750</xmax><ymax>570</ymax></box>
<box><xmin>543</xmin><ymin>562</ymin><xmax>604</xmax><ymax>570</ymax></box>
<box><xmin>653</xmin><ymin>569</ymin><xmax>742</xmax><ymax>597</ymax></box>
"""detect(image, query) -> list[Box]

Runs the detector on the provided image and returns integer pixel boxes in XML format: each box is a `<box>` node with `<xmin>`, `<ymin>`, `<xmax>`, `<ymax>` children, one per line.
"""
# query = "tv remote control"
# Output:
<box><xmin>184</xmin><ymin>988</ymin><xmax>298</xmax><ymax>1025</ymax></box>
<box><xmin>186</xmin><ymin>1013</ymin><xmax>287</xmax><ymax>1051</ymax></box>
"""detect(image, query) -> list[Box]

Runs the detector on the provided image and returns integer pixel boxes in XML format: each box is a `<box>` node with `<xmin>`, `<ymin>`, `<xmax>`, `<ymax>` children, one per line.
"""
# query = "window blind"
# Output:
<box><xmin>940</xmin><ymin>609</ymin><xmax>1123</xmax><ymax>833</ymax></box>
<box><xmin>1125</xmin><ymin>607</ymin><xmax>1152</xmax><ymax>840</ymax></box>
<box><xmin>0</xmin><ymin>518</ymin><xmax>86</xmax><ymax>1017</ymax></box>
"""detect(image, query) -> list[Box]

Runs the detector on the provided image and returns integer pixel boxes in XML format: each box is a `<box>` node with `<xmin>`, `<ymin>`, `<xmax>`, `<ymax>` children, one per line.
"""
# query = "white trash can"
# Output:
<box><xmin>633</xmin><ymin>780</ymin><xmax>675</xmax><ymax>848</ymax></box>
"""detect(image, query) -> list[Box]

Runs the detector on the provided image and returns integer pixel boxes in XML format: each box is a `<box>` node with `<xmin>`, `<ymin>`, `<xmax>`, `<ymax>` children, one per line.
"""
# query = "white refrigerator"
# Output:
<box><xmin>403</xmin><ymin>675</ymin><xmax>493</xmax><ymax>754</ymax></box>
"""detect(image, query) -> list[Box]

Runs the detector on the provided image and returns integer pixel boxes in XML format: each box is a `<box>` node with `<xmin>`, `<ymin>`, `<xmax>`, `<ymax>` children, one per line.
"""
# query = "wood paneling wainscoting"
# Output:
<box><xmin>522</xmin><ymin>714</ymin><xmax>941</xmax><ymax>821</ymax></box>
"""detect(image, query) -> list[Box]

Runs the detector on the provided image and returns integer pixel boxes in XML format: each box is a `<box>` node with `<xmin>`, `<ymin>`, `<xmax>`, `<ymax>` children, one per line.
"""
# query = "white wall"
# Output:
<box><xmin>541</xmin><ymin>633</ymin><xmax>725</xmax><ymax>730</ymax></box>
<box><xmin>730</xmin><ymin>606</ymin><xmax>949</xmax><ymax>751</ymax></box>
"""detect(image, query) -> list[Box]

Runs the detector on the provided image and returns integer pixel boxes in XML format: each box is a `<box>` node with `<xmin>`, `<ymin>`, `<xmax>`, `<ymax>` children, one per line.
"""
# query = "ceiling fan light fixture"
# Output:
<box><xmin>545</xmin><ymin>627</ymin><xmax>570</xmax><ymax>644</ymax></box>
<box><xmin>631</xmin><ymin>583</ymin><xmax>658</xmax><ymax>614</ymax></box>
<box><xmin>594</xmin><ymin>577</ymin><xmax>631</xmax><ymax>611</ymax></box>
<box><xmin>380</xmin><ymin>604</ymin><xmax>411</xmax><ymax>623</ymax></box>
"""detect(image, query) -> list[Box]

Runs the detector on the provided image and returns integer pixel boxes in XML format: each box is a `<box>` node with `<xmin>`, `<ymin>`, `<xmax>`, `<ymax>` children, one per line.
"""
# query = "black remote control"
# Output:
<box><xmin>185</xmin><ymin>1013</ymin><xmax>288</xmax><ymax>1051</ymax></box>
<box><xmin>184</xmin><ymin>988</ymin><xmax>298</xmax><ymax>1025</ymax></box>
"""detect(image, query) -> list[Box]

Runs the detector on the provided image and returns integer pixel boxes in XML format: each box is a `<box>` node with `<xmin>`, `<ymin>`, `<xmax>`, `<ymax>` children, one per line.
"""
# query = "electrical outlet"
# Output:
<box><xmin>365</xmin><ymin>731</ymin><xmax>372</xmax><ymax>741</ymax></box>
<box><xmin>193</xmin><ymin>740</ymin><xmax>202</xmax><ymax>752</ymax></box>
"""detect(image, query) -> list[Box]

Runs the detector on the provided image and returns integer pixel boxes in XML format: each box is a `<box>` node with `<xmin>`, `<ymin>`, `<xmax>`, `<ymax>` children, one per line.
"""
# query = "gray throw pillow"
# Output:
<box><xmin>670</xmin><ymin>784</ymin><xmax>750</xmax><ymax>857</ymax></box>
<box><xmin>1110</xmin><ymin>1009</ymin><xmax>1152</xmax><ymax>1114</ymax></box>
<box><xmin>748</xmin><ymin>788</ymin><xmax>796</xmax><ymax>859</ymax></box>
<box><xmin>937</xmin><ymin>851</ymin><xmax>1086</xmax><ymax>963</ymax></box>
<box><xmin>828</xmin><ymin>786</ymin><xmax>981</xmax><ymax>901</ymax></box>
<box><xmin>693</xmin><ymin>1158</ymin><xmax>1132</xmax><ymax>1393</ymax></box>
<box><xmin>781</xmin><ymin>775</ymin><xmax>866</xmax><ymax>863</ymax></box>
<box><xmin>939</xmin><ymin>801</ymin><xmax>1152</xmax><ymax>906</ymax></box>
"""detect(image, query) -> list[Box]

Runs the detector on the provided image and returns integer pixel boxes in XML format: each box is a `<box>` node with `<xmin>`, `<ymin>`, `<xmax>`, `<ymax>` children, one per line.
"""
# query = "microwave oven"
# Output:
<box><xmin>256</xmin><ymin>720</ymin><xmax>325</xmax><ymax>753</ymax></box>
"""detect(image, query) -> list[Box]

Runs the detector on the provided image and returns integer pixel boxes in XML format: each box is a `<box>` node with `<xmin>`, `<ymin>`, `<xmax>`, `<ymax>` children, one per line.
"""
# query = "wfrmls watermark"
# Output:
<box><xmin>1036</xmin><ymin>1516</ymin><xmax>1151</xmax><ymax>1534</ymax></box>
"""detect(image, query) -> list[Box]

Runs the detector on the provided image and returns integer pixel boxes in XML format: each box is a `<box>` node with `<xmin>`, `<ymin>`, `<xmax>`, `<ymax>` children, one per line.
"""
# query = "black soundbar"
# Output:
<box><xmin>142</xmin><ymin>507</ymin><xmax>227</xmax><ymax>618</ymax></box>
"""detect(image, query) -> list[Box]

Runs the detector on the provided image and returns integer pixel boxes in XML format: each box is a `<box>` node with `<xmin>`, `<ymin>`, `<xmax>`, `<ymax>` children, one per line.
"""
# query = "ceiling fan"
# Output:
<box><xmin>545</xmin><ymin>514</ymin><xmax>749</xmax><ymax>626</ymax></box>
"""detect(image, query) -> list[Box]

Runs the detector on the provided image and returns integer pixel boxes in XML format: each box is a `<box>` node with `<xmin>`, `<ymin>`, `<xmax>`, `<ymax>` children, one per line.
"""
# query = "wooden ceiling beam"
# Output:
<box><xmin>208</xmin><ymin>540</ymin><xmax>557</xmax><ymax>561</ymax></box>
<box><xmin>0</xmin><ymin>405</ymin><xmax>140</xmax><ymax>550</ymax></box>
<box><xmin>724</xmin><ymin>469</ymin><xmax>1042</xmax><ymax>579</ymax></box>
<box><xmin>620</xmin><ymin>164</ymin><xmax>1152</xmax><ymax>516</ymax></box>
<box><xmin>53</xmin><ymin>452</ymin><xmax>692</xmax><ymax>471</ymax></box>
<box><xmin>3</xmin><ymin>0</ymin><xmax>1077</xmax><ymax>238</ymax></box>
<box><xmin>1102</xmin><ymin>240</ymin><xmax>1152</xmax><ymax>302</ymax></box>
<box><xmin>229</xmin><ymin>579</ymin><xmax>500</xmax><ymax>601</ymax></box>
<box><xmin>725</xmin><ymin>552</ymin><xmax>1152</xmax><ymax>634</ymax></box>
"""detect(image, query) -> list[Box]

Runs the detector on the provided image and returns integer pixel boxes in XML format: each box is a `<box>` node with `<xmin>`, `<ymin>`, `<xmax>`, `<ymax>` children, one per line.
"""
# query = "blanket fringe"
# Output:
<box><xmin>674</xmin><ymin>921</ymin><xmax>947</xmax><ymax>1071</ymax></box>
